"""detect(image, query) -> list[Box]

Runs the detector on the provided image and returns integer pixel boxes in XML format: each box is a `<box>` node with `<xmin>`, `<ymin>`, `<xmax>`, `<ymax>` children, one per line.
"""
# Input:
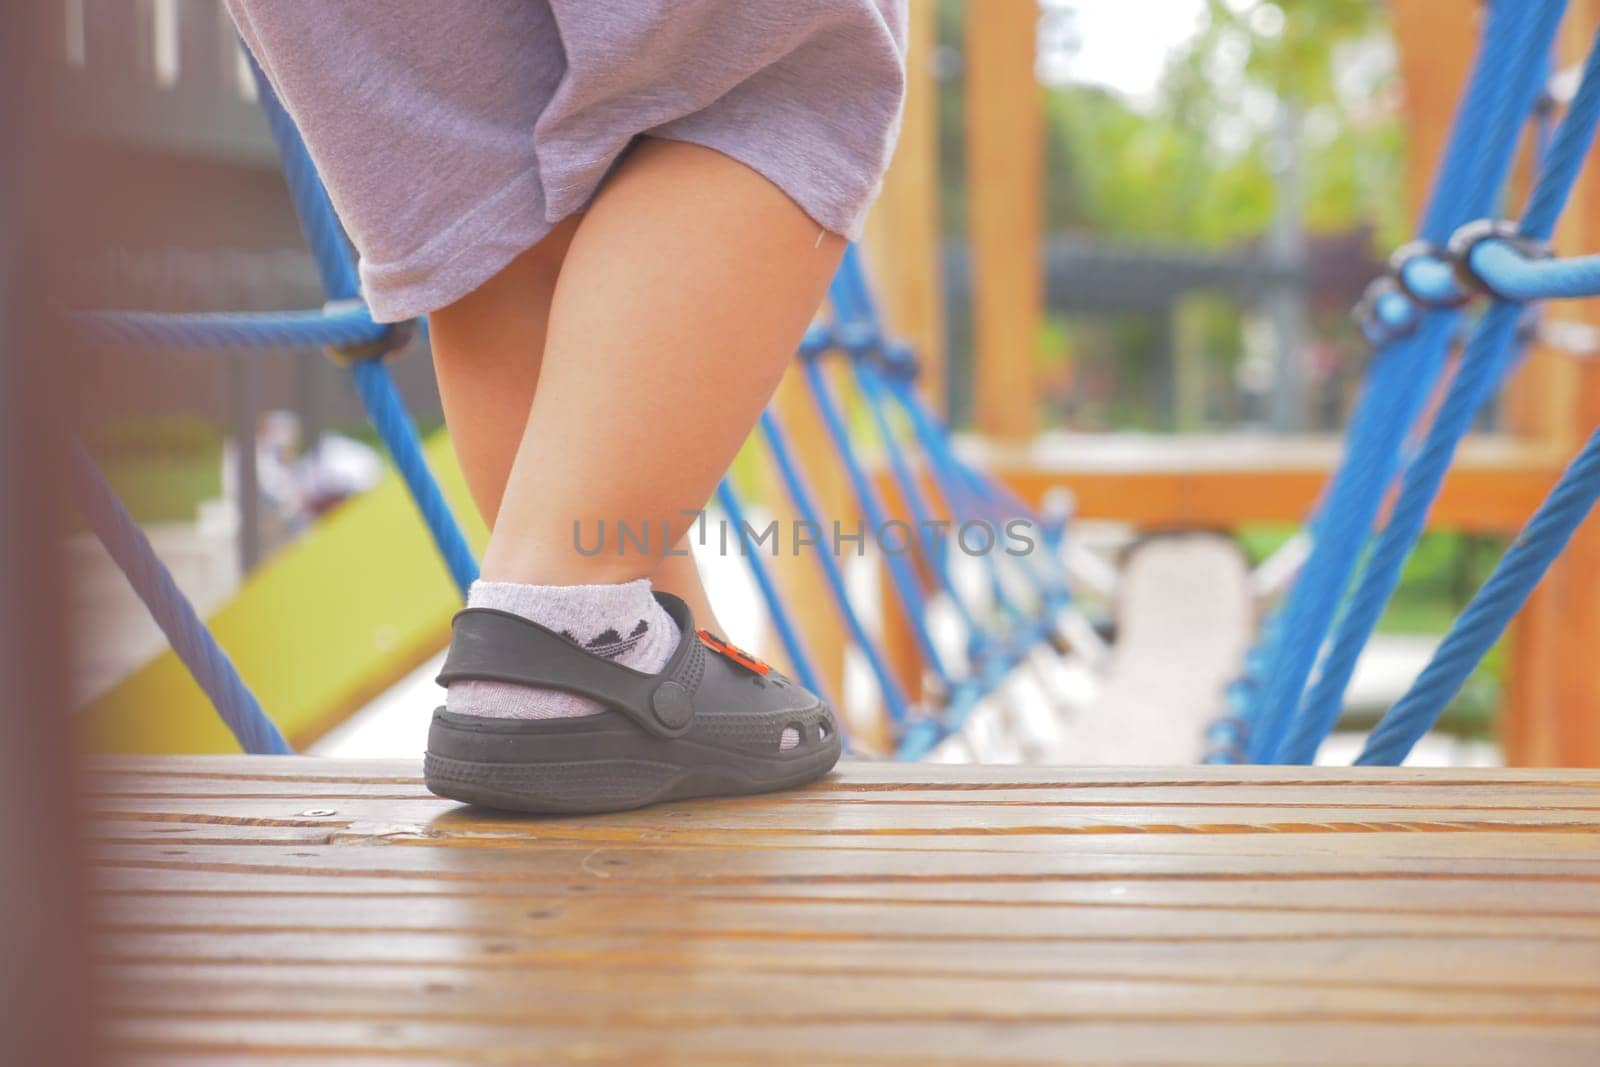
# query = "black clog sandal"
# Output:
<box><xmin>424</xmin><ymin>593</ymin><xmax>842</xmax><ymax>814</ymax></box>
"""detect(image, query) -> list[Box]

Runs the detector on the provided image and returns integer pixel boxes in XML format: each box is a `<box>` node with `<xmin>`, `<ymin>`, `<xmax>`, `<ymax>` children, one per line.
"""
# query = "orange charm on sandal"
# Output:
<box><xmin>696</xmin><ymin>629</ymin><xmax>771</xmax><ymax>675</ymax></box>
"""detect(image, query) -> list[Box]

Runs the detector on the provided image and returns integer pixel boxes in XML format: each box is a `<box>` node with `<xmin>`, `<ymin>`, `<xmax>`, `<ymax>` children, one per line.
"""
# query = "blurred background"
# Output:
<box><xmin>62</xmin><ymin>0</ymin><xmax>1595</xmax><ymax>766</ymax></box>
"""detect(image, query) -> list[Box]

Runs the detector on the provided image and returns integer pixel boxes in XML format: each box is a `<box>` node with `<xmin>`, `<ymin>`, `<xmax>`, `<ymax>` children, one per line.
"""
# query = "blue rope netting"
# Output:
<box><xmin>77</xmin><ymin>5</ymin><xmax>1600</xmax><ymax>763</ymax></box>
<box><xmin>1281</xmin><ymin>18</ymin><xmax>1600</xmax><ymax>765</ymax></box>
<box><xmin>1237</xmin><ymin>0</ymin><xmax>1582</xmax><ymax>765</ymax></box>
<box><xmin>68</xmin><ymin>442</ymin><xmax>290</xmax><ymax>754</ymax></box>
<box><xmin>1359</xmin><ymin>426</ymin><xmax>1600</xmax><ymax>764</ymax></box>
<box><xmin>1225</xmin><ymin>2</ymin><xmax>1600</xmax><ymax>767</ymax></box>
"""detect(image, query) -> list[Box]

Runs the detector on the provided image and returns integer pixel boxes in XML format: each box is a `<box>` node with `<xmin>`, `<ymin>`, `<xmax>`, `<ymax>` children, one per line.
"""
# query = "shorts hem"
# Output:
<box><xmin>358</xmin><ymin>164</ymin><xmax>557</xmax><ymax>322</ymax></box>
<box><xmin>639</xmin><ymin>127</ymin><xmax>880</xmax><ymax>241</ymax></box>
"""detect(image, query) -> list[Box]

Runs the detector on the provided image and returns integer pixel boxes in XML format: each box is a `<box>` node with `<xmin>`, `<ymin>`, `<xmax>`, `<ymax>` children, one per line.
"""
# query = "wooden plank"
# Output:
<box><xmin>965</xmin><ymin>0</ymin><xmax>1041</xmax><ymax>443</ymax></box>
<box><xmin>87</xmin><ymin>757</ymin><xmax>1600</xmax><ymax>1065</ymax></box>
<box><xmin>98</xmin><ymin>1015</ymin><xmax>1600</xmax><ymax>1067</ymax></box>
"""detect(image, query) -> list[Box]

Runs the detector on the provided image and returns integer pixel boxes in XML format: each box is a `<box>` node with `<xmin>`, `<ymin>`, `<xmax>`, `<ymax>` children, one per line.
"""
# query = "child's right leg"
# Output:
<box><xmin>427</xmin><ymin>216</ymin><xmax>726</xmax><ymax>631</ymax></box>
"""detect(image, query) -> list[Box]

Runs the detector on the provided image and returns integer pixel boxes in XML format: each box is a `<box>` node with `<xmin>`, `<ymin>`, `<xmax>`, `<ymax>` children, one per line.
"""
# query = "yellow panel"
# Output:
<box><xmin>82</xmin><ymin>431</ymin><xmax>487</xmax><ymax>753</ymax></box>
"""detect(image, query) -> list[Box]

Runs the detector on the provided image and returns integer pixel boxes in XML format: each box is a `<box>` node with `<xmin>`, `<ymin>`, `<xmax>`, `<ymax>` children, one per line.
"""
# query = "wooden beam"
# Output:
<box><xmin>974</xmin><ymin>434</ymin><xmax>1564</xmax><ymax>534</ymax></box>
<box><xmin>965</xmin><ymin>0</ymin><xmax>1041</xmax><ymax>443</ymax></box>
<box><xmin>864</xmin><ymin>0</ymin><xmax>947</xmax><ymax>411</ymax></box>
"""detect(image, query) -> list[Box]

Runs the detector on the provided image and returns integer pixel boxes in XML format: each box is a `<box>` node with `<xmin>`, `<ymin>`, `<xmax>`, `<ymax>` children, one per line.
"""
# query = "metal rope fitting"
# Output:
<box><xmin>1445</xmin><ymin>218</ymin><xmax>1553</xmax><ymax>302</ymax></box>
<box><xmin>320</xmin><ymin>299</ymin><xmax>413</xmax><ymax>367</ymax></box>
<box><xmin>833</xmin><ymin>320</ymin><xmax>878</xmax><ymax>358</ymax></box>
<box><xmin>796</xmin><ymin>323</ymin><xmax>834</xmax><ymax>362</ymax></box>
<box><xmin>874</xmin><ymin>341</ymin><xmax>921</xmax><ymax>382</ymax></box>
<box><xmin>1387</xmin><ymin>240</ymin><xmax>1471</xmax><ymax>309</ymax></box>
<box><xmin>1352</xmin><ymin>276</ymin><xmax>1418</xmax><ymax>346</ymax></box>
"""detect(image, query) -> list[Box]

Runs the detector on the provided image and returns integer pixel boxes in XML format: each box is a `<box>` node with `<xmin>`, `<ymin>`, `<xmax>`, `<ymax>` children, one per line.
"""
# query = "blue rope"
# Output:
<box><xmin>1358</xmin><ymin>425</ymin><xmax>1600</xmax><ymax>765</ymax></box>
<box><xmin>347</xmin><ymin>360</ymin><xmax>478</xmax><ymax>595</ymax></box>
<box><xmin>881</xmin><ymin>375</ymin><xmax>1028</xmax><ymax>625</ymax></box>
<box><xmin>799</xmin><ymin>355</ymin><xmax>952</xmax><ymax>687</ymax></box>
<box><xmin>249</xmin><ymin>47</ymin><xmax>482</xmax><ymax>598</ymax></box>
<box><xmin>829</xmin><ymin>254</ymin><xmax>983</xmax><ymax>633</ymax></box>
<box><xmin>814</xmin><ymin>248</ymin><xmax>1076</xmax><ymax>712</ymax></box>
<box><xmin>244</xmin><ymin>52</ymin><xmax>360</xmax><ymax>301</ymax></box>
<box><xmin>758</xmin><ymin>407</ymin><xmax>915</xmax><ymax>727</ymax></box>
<box><xmin>852</xmin><ymin>358</ymin><xmax>986</xmax><ymax>652</ymax></box>
<box><xmin>713</xmin><ymin>477</ymin><xmax>834</xmax><ymax>711</ymax></box>
<box><xmin>1247</xmin><ymin>0</ymin><xmax>1566</xmax><ymax>762</ymax></box>
<box><xmin>1282</xmin><ymin>23</ymin><xmax>1600</xmax><ymax>764</ymax></box>
<box><xmin>1471</xmin><ymin>241</ymin><xmax>1600</xmax><ymax>300</ymax></box>
<box><xmin>69</xmin><ymin>442</ymin><xmax>291</xmax><ymax>754</ymax></box>
<box><xmin>77</xmin><ymin>304</ymin><xmax>388</xmax><ymax>352</ymax></box>
<box><xmin>825</xmin><ymin>249</ymin><xmax>1070</xmax><ymax>695</ymax></box>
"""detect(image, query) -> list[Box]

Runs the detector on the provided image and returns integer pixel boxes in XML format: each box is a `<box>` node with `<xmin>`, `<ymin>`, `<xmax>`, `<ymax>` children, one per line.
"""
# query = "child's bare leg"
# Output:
<box><xmin>428</xmin><ymin>213</ymin><xmax>724</xmax><ymax>629</ymax></box>
<box><xmin>432</xmin><ymin>137</ymin><xmax>845</xmax><ymax>809</ymax></box>
<box><xmin>480</xmin><ymin>138</ymin><xmax>843</xmax><ymax>587</ymax></box>
<box><xmin>428</xmin><ymin>217</ymin><xmax>577</xmax><ymax>526</ymax></box>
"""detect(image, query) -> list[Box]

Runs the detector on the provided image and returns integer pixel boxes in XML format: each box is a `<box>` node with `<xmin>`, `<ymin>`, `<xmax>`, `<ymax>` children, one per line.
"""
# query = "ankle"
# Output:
<box><xmin>445</xmin><ymin>578</ymin><xmax>681</xmax><ymax>720</ymax></box>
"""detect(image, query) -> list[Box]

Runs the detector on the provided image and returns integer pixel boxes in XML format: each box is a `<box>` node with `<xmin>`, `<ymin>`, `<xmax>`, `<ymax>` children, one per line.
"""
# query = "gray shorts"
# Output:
<box><xmin>226</xmin><ymin>1</ymin><xmax>907</xmax><ymax>322</ymax></box>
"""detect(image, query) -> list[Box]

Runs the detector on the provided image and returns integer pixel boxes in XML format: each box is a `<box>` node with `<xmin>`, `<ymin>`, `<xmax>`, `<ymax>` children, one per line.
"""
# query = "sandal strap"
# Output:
<box><xmin>436</xmin><ymin>593</ymin><xmax>700</xmax><ymax>738</ymax></box>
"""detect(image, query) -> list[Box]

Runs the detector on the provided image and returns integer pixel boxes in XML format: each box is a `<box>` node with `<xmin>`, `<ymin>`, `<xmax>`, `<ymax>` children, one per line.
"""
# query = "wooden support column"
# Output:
<box><xmin>865</xmin><ymin>0</ymin><xmax>947</xmax><ymax>410</ymax></box>
<box><xmin>1392</xmin><ymin>0</ymin><xmax>1600</xmax><ymax>766</ymax></box>
<box><xmin>1503</xmin><ymin>1</ymin><xmax>1600</xmax><ymax>767</ymax></box>
<box><xmin>866</xmin><ymin>0</ymin><xmax>945</xmax><ymax>708</ymax></box>
<box><xmin>1390</xmin><ymin>0</ymin><xmax>1481</xmax><ymax>230</ymax></box>
<box><xmin>965</xmin><ymin>0</ymin><xmax>1041</xmax><ymax>443</ymax></box>
<box><xmin>2</xmin><ymin>7</ymin><xmax>97</xmax><ymax>1062</ymax></box>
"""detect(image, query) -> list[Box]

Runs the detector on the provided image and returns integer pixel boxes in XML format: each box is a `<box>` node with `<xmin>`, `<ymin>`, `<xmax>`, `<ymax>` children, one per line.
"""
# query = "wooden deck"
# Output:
<box><xmin>90</xmin><ymin>756</ymin><xmax>1600</xmax><ymax>1065</ymax></box>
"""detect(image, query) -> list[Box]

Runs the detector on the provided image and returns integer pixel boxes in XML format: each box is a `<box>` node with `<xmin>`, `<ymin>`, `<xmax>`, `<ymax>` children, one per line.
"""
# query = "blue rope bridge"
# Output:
<box><xmin>78</xmin><ymin>5</ymin><xmax>1600</xmax><ymax>765</ymax></box>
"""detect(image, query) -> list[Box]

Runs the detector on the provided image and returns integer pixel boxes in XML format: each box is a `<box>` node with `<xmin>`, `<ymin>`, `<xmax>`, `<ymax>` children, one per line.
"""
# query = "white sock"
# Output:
<box><xmin>447</xmin><ymin>578</ymin><xmax>679</xmax><ymax>719</ymax></box>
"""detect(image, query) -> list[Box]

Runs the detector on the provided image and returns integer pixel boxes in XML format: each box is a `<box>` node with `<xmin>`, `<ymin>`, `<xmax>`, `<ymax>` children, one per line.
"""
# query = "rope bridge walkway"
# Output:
<box><xmin>77</xmin><ymin>3</ymin><xmax>1600</xmax><ymax>766</ymax></box>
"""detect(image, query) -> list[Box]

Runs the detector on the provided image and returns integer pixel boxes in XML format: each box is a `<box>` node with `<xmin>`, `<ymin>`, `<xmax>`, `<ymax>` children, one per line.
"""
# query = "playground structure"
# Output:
<box><xmin>22</xmin><ymin>3</ymin><xmax>1600</xmax><ymax>1065</ymax></box>
<box><xmin>866</xmin><ymin>0</ymin><xmax>1600</xmax><ymax>765</ymax></box>
<box><xmin>69</xmin><ymin>0</ymin><xmax>1600</xmax><ymax>770</ymax></box>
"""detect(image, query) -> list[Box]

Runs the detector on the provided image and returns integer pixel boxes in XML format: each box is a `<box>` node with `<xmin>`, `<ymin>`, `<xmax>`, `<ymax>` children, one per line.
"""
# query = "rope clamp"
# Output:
<box><xmin>1352</xmin><ymin>276</ymin><xmax>1417</xmax><ymax>347</ymax></box>
<box><xmin>872</xmin><ymin>341</ymin><xmax>921</xmax><ymax>382</ymax></box>
<box><xmin>833</xmin><ymin>320</ymin><xmax>878</xmax><ymax>357</ymax></box>
<box><xmin>1387</xmin><ymin>240</ymin><xmax>1471</xmax><ymax>309</ymax></box>
<box><xmin>321</xmin><ymin>299</ymin><xmax>413</xmax><ymax>367</ymax></box>
<box><xmin>1445</xmin><ymin>219</ymin><xmax>1553</xmax><ymax>303</ymax></box>
<box><xmin>796</xmin><ymin>323</ymin><xmax>835</xmax><ymax>362</ymax></box>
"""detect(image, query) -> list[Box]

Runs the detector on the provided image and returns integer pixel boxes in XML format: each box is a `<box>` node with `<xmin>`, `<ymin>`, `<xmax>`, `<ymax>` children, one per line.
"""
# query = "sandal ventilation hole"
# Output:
<box><xmin>817</xmin><ymin>721</ymin><xmax>831</xmax><ymax>740</ymax></box>
<box><xmin>779</xmin><ymin>726</ymin><xmax>801</xmax><ymax>751</ymax></box>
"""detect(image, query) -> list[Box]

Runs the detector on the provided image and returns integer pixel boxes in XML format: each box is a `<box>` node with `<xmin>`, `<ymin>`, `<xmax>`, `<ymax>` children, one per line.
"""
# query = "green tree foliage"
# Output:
<box><xmin>940</xmin><ymin>0</ymin><xmax>1406</xmax><ymax>246</ymax></box>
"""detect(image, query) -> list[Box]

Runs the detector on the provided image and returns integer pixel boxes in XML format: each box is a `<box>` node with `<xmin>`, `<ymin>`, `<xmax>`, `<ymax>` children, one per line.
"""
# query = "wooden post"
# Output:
<box><xmin>965</xmin><ymin>0</ymin><xmax>1041</xmax><ymax>443</ymax></box>
<box><xmin>1391</xmin><ymin>0</ymin><xmax>1600</xmax><ymax>766</ymax></box>
<box><xmin>1502</xmin><ymin>1</ymin><xmax>1600</xmax><ymax>767</ymax></box>
<box><xmin>1389</xmin><ymin>0</ymin><xmax>1482</xmax><ymax>230</ymax></box>
<box><xmin>2</xmin><ymin>6</ymin><xmax>97</xmax><ymax>1063</ymax></box>
<box><xmin>865</xmin><ymin>0</ymin><xmax>947</xmax><ymax>411</ymax></box>
<box><xmin>866</xmin><ymin>0</ymin><xmax>945</xmax><ymax>709</ymax></box>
